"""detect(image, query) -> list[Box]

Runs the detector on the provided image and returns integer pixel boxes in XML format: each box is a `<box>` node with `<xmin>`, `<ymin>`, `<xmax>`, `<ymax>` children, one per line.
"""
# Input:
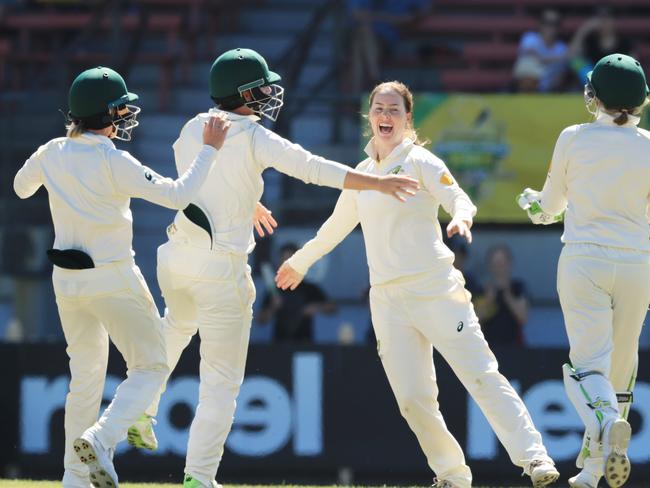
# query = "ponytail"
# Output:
<box><xmin>604</xmin><ymin>96</ymin><xmax>650</xmax><ymax>125</ymax></box>
<box><xmin>613</xmin><ymin>110</ymin><xmax>629</xmax><ymax>126</ymax></box>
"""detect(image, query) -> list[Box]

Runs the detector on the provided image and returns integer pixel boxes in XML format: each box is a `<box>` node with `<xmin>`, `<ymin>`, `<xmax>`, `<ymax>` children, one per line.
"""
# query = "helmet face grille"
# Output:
<box><xmin>584</xmin><ymin>81</ymin><xmax>599</xmax><ymax>116</ymax></box>
<box><xmin>111</xmin><ymin>104</ymin><xmax>140</xmax><ymax>141</ymax></box>
<box><xmin>244</xmin><ymin>84</ymin><xmax>284</xmax><ymax>121</ymax></box>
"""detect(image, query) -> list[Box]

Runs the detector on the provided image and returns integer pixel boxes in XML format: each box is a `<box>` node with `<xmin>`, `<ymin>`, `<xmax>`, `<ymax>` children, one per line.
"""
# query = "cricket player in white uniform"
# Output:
<box><xmin>276</xmin><ymin>81</ymin><xmax>559</xmax><ymax>488</ymax></box>
<box><xmin>127</xmin><ymin>49</ymin><xmax>419</xmax><ymax>488</ymax></box>
<box><xmin>518</xmin><ymin>53</ymin><xmax>650</xmax><ymax>488</ymax></box>
<box><xmin>13</xmin><ymin>66</ymin><xmax>230</xmax><ymax>488</ymax></box>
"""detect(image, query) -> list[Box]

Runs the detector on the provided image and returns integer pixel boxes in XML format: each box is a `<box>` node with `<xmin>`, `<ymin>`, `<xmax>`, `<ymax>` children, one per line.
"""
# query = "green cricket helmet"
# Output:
<box><xmin>209</xmin><ymin>48</ymin><xmax>284</xmax><ymax>121</ymax></box>
<box><xmin>68</xmin><ymin>66</ymin><xmax>140</xmax><ymax>141</ymax></box>
<box><xmin>585</xmin><ymin>54</ymin><xmax>649</xmax><ymax>111</ymax></box>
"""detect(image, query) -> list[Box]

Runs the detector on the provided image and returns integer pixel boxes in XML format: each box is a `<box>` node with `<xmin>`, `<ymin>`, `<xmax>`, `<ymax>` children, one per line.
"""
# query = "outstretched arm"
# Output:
<box><xmin>343</xmin><ymin>170</ymin><xmax>419</xmax><ymax>201</ymax></box>
<box><xmin>276</xmin><ymin>190</ymin><xmax>360</xmax><ymax>290</ymax></box>
<box><xmin>253</xmin><ymin>126</ymin><xmax>419</xmax><ymax>201</ymax></box>
<box><xmin>111</xmin><ymin>114</ymin><xmax>230</xmax><ymax>209</ymax></box>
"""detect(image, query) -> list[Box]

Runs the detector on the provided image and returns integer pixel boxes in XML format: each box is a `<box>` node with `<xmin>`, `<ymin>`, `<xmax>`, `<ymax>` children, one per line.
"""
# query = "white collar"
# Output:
<box><xmin>595</xmin><ymin>110</ymin><xmax>641</xmax><ymax>128</ymax></box>
<box><xmin>209</xmin><ymin>107</ymin><xmax>260</xmax><ymax>122</ymax></box>
<box><xmin>364</xmin><ymin>137</ymin><xmax>414</xmax><ymax>164</ymax></box>
<box><xmin>76</xmin><ymin>132</ymin><xmax>116</xmax><ymax>148</ymax></box>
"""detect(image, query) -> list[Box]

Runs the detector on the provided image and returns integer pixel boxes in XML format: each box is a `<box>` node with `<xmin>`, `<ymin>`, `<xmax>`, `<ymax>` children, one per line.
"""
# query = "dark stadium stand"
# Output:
<box><xmin>435</xmin><ymin>0</ymin><xmax>650</xmax><ymax>12</ymax></box>
<box><xmin>3</xmin><ymin>11</ymin><xmax>183</xmax><ymax>108</ymax></box>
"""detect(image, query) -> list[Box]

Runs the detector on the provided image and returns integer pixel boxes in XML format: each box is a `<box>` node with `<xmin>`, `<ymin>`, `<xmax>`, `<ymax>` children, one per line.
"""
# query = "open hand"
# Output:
<box><xmin>275</xmin><ymin>262</ymin><xmax>304</xmax><ymax>291</ymax></box>
<box><xmin>447</xmin><ymin>216</ymin><xmax>473</xmax><ymax>244</ymax></box>
<box><xmin>202</xmin><ymin>113</ymin><xmax>231</xmax><ymax>150</ymax></box>
<box><xmin>377</xmin><ymin>174</ymin><xmax>420</xmax><ymax>202</ymax></box>
<box><xmin>253</xmin><ymin>202</ymin><xmax>277</xmax><ymax>237</ymax></box>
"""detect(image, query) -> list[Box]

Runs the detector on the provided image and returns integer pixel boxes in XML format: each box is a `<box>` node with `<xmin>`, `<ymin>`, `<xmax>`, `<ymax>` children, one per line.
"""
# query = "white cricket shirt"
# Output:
<box><xmin>170</xmin><ymin>108</ymin><xmax>349</xmax><ymax>255</ymax></box>
<box><xmin>540</xmin><ymin>112</ymin><xmax>650</xmax><ymax>251</ymax></box>
<box><xmin>288</xmin><ymin>138</ymin><xmax>477</xmax><ymax>286</ymax></box>
<box><xmin>14</xmin><ymin>132</ymin><xmax>218</xmax><ymax>265</ymax></box>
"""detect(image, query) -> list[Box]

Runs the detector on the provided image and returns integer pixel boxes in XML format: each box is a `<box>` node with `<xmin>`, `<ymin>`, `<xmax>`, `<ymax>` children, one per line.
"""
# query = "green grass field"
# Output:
<box><xmin>0</xmin><ymin>482</ymin><xmax>570</xmax><ymax>488</ymax></box>
<box><xmin>0</xmin><ymin>482</ymin><xmax>646</xmax><ymax>488</ymax></box>
<box><xmin>5</xmin><ymin>480</ymin><xmax>650</xmax><ymax>488</ymax></box>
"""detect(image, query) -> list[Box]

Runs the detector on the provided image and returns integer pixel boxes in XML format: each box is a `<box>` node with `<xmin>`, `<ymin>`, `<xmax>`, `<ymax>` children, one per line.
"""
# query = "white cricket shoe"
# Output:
<box><xmin>603</xmin><ymin>418</ymin><xmax>632</xmax><ymax>488</ymax></box>
<box><xmin>569</xmin><ymin>470</ymin><xmax>600</xmax><ymax>488</ymax></box>
<box><xmin>528</xmin><ymin>459</ymin><xmax>560</xmax><ymax>487</ymax></box>
<box><xmin>62</xmin><ymin>469</ymin><xmax>95</xmax><ymax>488</ymax></box>
<box><xmin>569</xmin><ymin>455</ymin><xmax>603</xmax><ymax>488</ymax></box>
<box><xmin>127</xmin><ymin>414</ymin><xmax>158</xmax><ymax>450</ymax></box>
<box><xmin>73</xmin><ymin>431</ymin><xmax>118</xmax><ymax>488</ymax></box>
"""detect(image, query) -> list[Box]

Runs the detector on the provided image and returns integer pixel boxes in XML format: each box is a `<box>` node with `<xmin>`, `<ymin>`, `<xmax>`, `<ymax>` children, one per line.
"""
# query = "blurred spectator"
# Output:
<box><xmin>447</xmin><ymin>235</ymin><xmax>482</xmax><ymax>297</ymax></box>
<box><xmin>569</xmin><ymin>7</ymin><xmax>634</xmax><ymax>85</ymax></box>
<box><xmin>514</xmin><ymin>9</ymin><xmax>569</xmax><ymax>92</ymax></box>
<box><xmin>345</xmin><ymin>0</ymin><xmax>431</xmax><ymax>93</ymax></box>
<box><xmin>257</xmin><ymin>243</ymin><xmax>337</xmax><ymax>342</ymax></box>
<box><xmin>2</xmin><ymin>227</ymin><xmax>41</xmax><ymax>341</ymax></box>
<box><xmin>475</xmin><ymin>244</ymin><xmax>529</xmax><ymax>346</ymax></box>
<box><xmin>512</xmin><ymin>55</ymin><xmax>544</xmax><ymax>93</ymax></box>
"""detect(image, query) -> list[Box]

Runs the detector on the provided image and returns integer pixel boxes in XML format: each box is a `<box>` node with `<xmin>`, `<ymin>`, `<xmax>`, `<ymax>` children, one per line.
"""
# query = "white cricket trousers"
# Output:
<box><xmin>558</xmin><ymin>243</ymin><xmax>650</xmax><ymax>392</ymax></box>
<box><xmin>54</xmin><ymin>261</ymin><xmax>168</xmax><ymax>488</ymax></box>
<box><xmin>369</xmin><ymin>267</ymin><xmax>551</xmax><ymax>488</ymax></box>
<box><xmin>148</xmin><ymin>240</ymin><xmax>255</xmax><ymax>487</ymax></box>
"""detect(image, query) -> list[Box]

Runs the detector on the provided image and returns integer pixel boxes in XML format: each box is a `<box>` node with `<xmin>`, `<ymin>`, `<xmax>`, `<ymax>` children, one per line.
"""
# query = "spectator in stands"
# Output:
<box><xmin>515</xmin><ymin>9</ymin><xmax>569</xmax><ymax>92</ymax></box>
<box><xmin>512</xmin><ymin>55</ymin><xmax>544</xmax><ymax>93</ymax></box>
<box><xmin>257</xmin><ymin>242</ymin><xmax>337</xmax><ymax>342</ymax></box>
<box><xmin>569</xmin><ymin>7</ymin><xmax>635</xmax><ymax>85</ymax></box>
<box><xmin>475</xmin><ymin>244</ymin><xmax>529</xmax><ymax>346</ymax></box>
<box><xmin>345</xmin><ymin>0</ymin><xmax>431</xmax><ymax>93</ymax></box>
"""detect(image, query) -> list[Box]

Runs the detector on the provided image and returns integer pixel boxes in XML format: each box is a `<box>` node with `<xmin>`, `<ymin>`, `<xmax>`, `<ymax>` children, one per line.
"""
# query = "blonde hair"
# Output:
<box><xmin>66</xmin><ymin>120</ymin><xmax>85</xmax><ymax>138</ymax></box>
<box><xmin>366</xmin><ymin>81</ymin><xmax>429</xmax><ymax>146</ymax></box>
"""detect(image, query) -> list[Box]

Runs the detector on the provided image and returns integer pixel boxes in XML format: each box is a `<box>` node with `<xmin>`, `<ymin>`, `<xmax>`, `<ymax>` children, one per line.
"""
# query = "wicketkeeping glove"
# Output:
<box><xmin>516</xmin><ymin>188</ymin><xmax>564</xmax><ymax>225</ymax></box>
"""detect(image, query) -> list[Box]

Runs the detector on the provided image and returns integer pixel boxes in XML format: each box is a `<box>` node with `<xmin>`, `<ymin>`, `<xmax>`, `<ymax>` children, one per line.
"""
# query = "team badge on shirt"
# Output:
<box><xmin>388</xmin><ymin>165</ymin><xmax>403</xmax><ymax>175</ymax></box>
<box><xmin>440</xmin><ymin>173</ymin><xmax>454</xmax><ymax>186</ymax></box>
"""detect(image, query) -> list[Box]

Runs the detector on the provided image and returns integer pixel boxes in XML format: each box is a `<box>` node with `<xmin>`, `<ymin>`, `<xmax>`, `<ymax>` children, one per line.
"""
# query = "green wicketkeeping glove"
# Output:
<box><xmin>516</xmin><ymin>188</ymin><xmax>564</xmax><ymax>225</ymax></box>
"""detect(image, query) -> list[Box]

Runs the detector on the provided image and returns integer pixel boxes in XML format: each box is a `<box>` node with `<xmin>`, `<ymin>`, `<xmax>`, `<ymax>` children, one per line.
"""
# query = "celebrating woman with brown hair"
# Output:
<box><xmin>276</xmin><ymin>81</ymin><xmax>559</xmax><ymax>488</ymax></box>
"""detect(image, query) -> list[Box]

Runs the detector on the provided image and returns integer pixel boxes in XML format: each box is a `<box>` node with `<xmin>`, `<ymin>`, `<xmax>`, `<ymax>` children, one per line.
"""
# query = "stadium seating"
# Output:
<box><xmin>399</xmin><ymin>6</ymin><xmax>650</xmax><ymax>92</ymax></box>
<box><xmin>3</xmin><ymin>11</ymin><xmax>183</xmax><ymax>109</ymax></box>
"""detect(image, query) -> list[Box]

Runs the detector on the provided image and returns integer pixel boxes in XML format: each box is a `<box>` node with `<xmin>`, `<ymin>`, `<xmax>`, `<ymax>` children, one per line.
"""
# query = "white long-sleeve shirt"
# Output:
<box><xmin>288</xmin><ymin>138</ymin><xmax>477</xmax><ymax>286</ymax></box>
<box><xmin>540</xmin><ymin>112</ymin><xmax>650</xmax><ymax>251</ymax></box>
<box><xmin>170</xmin><ymin>108</ymin><xmax>350</xmax><ymax>254</ymax></box>
<box><xmin>14</xmin><ymin>132</ymin><xmax>217</xmax><ymax>265</ymax></box>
